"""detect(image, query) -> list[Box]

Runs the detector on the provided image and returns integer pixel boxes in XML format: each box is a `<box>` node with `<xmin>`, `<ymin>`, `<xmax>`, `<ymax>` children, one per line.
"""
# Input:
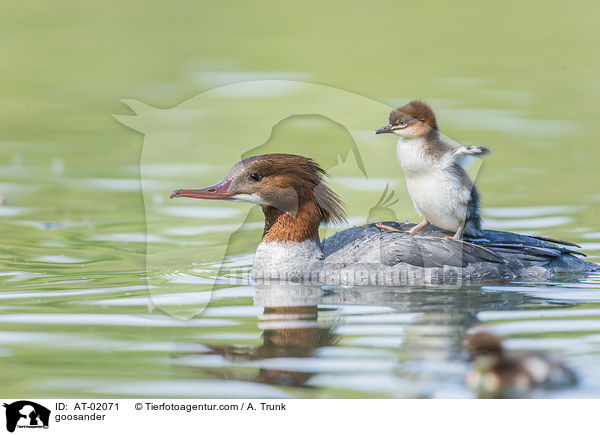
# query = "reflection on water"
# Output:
<box><xmin>6</xmin><ymin>266</ymin><xmax>599</xmax><ymax>398</ymax></box>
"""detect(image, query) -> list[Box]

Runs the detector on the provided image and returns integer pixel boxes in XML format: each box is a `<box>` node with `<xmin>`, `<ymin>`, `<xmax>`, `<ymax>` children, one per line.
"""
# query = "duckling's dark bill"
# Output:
<box><xmin>373</xmin><ymin>124</ymin><xmax>393</xmax><ymax>135</ymax></box>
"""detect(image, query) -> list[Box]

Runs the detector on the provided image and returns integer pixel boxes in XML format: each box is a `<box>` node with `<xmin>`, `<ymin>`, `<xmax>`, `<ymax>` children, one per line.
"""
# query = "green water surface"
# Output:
<box><xmin>0</xmin><ymin>0</ymin><xmax>599</xmax><ymax>398</ymax></box>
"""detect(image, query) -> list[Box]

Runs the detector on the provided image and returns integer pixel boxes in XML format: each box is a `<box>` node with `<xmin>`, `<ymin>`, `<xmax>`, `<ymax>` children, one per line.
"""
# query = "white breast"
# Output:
<box><xmin>252</xmin><ymin>239</ymin><xmax>323</xmax><ymax>281</ymax></box>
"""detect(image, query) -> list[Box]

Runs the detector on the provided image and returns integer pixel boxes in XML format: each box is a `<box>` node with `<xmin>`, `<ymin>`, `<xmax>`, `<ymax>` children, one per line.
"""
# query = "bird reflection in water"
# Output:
<box><xmin>169</xmin><ymin>282</ymin><xmax>563</xmax><ymax>396</ymax></box>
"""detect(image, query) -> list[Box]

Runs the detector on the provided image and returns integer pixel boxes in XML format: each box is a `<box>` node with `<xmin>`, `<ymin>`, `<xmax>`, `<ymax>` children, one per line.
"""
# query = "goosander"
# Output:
<box><xmin>170</xmin><ymin>153</ymin><xmax>598</xmax><ymax>285</ymax></box>
<box><xmin>374</xmin><ymin>100</ymin><xmax>490</xmax><ymax>240</ymax></box>
<box><xmin>465</xmin><ymin>331</ymin><xmax>577</xmax><ymax>398</ymax></box>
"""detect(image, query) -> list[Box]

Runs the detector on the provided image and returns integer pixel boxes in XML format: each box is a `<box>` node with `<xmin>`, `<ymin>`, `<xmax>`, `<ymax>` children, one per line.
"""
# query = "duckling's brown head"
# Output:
<box><xmin>171</xmin><ymin>153</ymin><xmax>346</xmax><ymax>241</ymax></box>
<box><xmin>374</xmin><ymin>100</ymin><xmax>438</xmax><ymax>138</ymax></box>
<box><xmin>465</xmin><ymin>331</ymin><xmax>505</xmax><ymax>371</ymax></box>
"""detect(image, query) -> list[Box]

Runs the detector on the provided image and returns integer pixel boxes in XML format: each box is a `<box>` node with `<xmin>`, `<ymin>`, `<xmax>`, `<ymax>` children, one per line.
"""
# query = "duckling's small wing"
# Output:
<box><xmin>452</xmin><ymin>145</ymin><xmax>491</xmax><ymax>168</ymax></box>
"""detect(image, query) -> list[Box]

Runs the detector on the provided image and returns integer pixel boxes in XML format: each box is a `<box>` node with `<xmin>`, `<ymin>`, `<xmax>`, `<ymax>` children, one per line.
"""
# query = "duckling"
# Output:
<box><xmin>465</xmin><ymin>331</ymin><xmax>577</xmax><ymax>398</ymax></box>
<box><xmin>374</xmin><ymin>101</ymin><xmax>490</xmax><ymax>240</ymax></box>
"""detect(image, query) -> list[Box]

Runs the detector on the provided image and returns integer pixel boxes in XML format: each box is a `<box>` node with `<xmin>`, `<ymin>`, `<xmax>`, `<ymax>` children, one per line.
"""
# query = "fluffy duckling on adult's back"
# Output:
<box><xmin>375</xmin><ymin>101</ymin><xmax>490</xmax><ymax>240</ymax></box>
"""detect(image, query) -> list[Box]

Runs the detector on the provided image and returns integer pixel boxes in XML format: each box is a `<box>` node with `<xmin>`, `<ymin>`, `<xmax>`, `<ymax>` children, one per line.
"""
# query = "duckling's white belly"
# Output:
<box><xmin>396</xmin><ymin>138</ymin><xmax>469</xmax><ymax>232</ymax></box>
<box><xmin>405</xmin><ymin>171</ymin><xmax>467</xmax><ymax>232</ymax></box>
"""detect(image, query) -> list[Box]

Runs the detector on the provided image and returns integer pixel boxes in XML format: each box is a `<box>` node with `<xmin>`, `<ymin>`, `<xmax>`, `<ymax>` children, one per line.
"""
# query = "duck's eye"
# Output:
<box><xmin>250</xmin><ymin>172</ymin><xmax>262</xmax><ymax>181</ymax></box>
<box><xmin>396</xmin><ymin>120</ymin><xmax>407</xmax><ymax>127</ymax></box>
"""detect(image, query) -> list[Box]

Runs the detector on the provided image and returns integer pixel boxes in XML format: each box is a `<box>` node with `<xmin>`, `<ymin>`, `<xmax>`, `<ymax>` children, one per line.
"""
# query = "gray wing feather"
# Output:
<box><xmin>321</xmin><ymin>222</ymin><xmax>597</xmax><ymax>274</ymax></box>
<box><xmin>381</xmin><ymin>235</ymin><xmax>503</xmax><ymax>268</ymax></box>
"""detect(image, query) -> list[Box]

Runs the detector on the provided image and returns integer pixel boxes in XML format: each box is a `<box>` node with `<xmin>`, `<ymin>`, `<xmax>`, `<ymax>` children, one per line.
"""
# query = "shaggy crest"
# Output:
<box><xmin>241</xmin><ymin>153</ymin><xmax>347</xmax><ymax>225</ymax></box>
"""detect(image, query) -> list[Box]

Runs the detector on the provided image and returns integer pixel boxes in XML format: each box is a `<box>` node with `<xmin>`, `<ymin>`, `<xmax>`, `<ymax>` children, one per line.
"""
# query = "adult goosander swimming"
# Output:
<box><xmin>375</xmin><ymin>100</ymin><xmax>490</xmax><ymax>240</ymax></box>
<box><xmin>170</xmin><ymin>153</ymin><xmax>597</xmax><ymax>285</ymax></box>
<box><xmin>465</xmin><ymin>331</ymin><xmax>577</xmax><ymax>398</ymax></box>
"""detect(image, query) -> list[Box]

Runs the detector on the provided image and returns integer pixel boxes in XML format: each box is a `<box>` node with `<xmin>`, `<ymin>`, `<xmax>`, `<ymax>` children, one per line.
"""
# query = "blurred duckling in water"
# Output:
<box><xmin>465</xmin><ymin>331</ymin><xmax>577</xmax><ymax>398</ymax></box>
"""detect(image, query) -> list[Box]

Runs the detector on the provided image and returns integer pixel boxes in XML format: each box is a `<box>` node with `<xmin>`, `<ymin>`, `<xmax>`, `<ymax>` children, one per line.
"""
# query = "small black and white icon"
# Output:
<box><xmin>3</xmin><ymin>401</ymin><xmax>50</xmax><ymax>433</ymax></box>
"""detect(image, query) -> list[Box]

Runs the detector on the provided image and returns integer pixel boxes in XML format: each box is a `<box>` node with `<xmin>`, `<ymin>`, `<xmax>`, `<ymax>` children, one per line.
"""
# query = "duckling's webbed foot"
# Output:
<box><xmin>408</xmin><ymin>220</ymin><xmax>429</xmax><ymax>234</ymax></box>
